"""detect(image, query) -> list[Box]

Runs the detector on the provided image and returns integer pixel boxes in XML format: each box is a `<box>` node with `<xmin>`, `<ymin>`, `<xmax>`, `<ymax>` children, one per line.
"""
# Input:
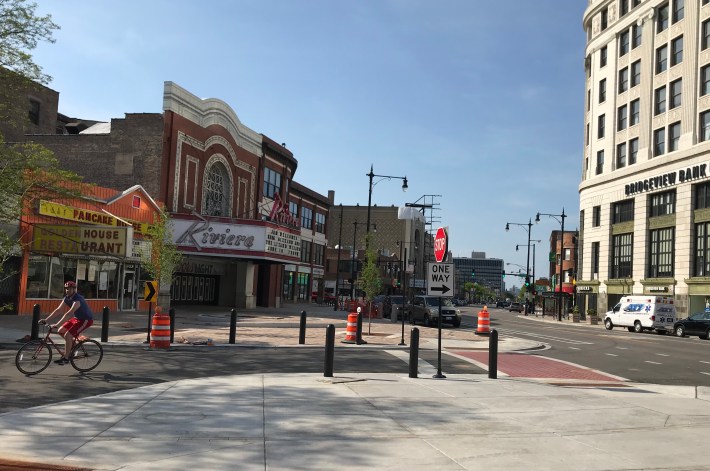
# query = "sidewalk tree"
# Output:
<box><xmin>138</xmin><ymin>207</ymin><xmax>183</xmax><ymax>308</ymax></box>
<box><xmin>360</xmin><ymin>233</ymin><xmax>382</xmax><ymax>333</ymax></box>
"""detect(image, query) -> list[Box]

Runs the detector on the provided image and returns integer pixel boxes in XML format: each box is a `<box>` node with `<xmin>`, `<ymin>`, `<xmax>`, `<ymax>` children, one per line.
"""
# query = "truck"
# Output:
<box><xmin>603</xmin><ymin>295</ymin><xmax>676</xmax><ymax>334</ymax></box>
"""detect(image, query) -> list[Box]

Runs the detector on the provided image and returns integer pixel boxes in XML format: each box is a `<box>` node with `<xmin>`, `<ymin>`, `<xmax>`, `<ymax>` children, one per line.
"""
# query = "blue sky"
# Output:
<box><xmin>32</xmin><ymin>1</ymin><xmax>587</xmax><ymax>288</ymax></box>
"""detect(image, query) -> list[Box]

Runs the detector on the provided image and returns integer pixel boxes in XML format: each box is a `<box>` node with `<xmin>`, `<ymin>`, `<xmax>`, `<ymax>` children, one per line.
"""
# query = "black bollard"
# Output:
<box><xmin>101</xmin><ymin>307</ymin><xmax>110</xmax><ymax>343</ymax></box>
<box><xmin>324</xmin><ymin>324</ymin><xmax>335</xmax><ymax>377</ymax></box>
<box><xmin>299</xmin><ymin>310</ymin><xmax>307</xmax><ymax>345</ymax></box>
<box><xmin>488</xmin><ymin>329</ymin><xmax>498</xmax><ymax>379</ymax></box>
<box><xmin>356</xmin><ymin>311</ymin><xmax>367</xmax><ymax>345</ymax></box>
<box><xmin>229</xmin><ymin>308</ymin><xmax>237</xmax><ymax>344</ymax></box>
<box><xmin>169</xmin><ymin>308</ymin><xmax>175</xmax><ymax>343</ymax></box>
<box><xmin>409</xmin><ymin>327</ymin><xmax>419</xmax><ymax>378</ymax></box>
<box><xmin>31</xmin><ymin>304</ymin><xmax>40</xmax><ymax>340</ymax></box>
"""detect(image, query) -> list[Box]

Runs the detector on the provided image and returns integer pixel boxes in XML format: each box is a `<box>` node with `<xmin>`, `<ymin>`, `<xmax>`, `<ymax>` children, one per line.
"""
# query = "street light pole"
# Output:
<box><xmin>536</xmin><ymin>209</ymin><xmax>567</xmax><ymax>322</ymax></box>
<box><xmin>366</xmin><ymin>164</ymin><xmax>408</xmax><ymax>239</ymax></box>
<box><xmin>351</xmin><ymin>221</ymin><xmax>360</xmax><ymax>301</ymax></box>
<box><xmin>334</xmin><ymin>204</ymin><xmax>343</xmax><ymax>311</ymax></box>
<box><xmin>505</xmin><ymin>219</ymin><xmax>533</xmax><ymax>314</ymax></box>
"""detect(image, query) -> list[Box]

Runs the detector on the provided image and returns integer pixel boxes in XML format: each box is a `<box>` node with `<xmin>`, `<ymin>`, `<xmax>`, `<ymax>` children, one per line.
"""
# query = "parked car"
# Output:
<box><xmin>408</xmin><ymin>296</ymin><xmax>461</xmax><ymax>327</ymax></box>
<box><xmin>673</xmin><ymin>311</ymin><xmax>710</xmax><ymax>338</ymax></box>
<box><xmin>508</xmin><ymin>302</ymin><xmax>523</xmax><ymax>313</ymax></box>
<box><xmin>382</xmin><ymin>295</ymin><xmax>407</xmax><ymax>320</ymax></box>
<box><xmin>496</xmin><ymin>301</ymin><xmax>510</xmax><ymax>308</ymax></box>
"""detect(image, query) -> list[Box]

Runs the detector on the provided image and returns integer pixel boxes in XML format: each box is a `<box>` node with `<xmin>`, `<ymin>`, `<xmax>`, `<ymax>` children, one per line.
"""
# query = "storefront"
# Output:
<box><xmin>17</xmin><ymin>186</ymin><xmax>160</xmax><ymax>315</ymax></box>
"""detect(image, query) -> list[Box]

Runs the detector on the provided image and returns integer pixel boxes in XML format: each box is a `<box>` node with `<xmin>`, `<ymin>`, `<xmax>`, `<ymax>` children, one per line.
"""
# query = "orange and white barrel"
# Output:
<box><xmin>342</xmin><ymin>312</ymin><xmax>358</xmax><ymax>344</ymax></box>
<box><xmin>150</xmin><ymin>307</ymin><xmax>171</xmax><ymax>348</ymax></box>
<box><xmin>476</xmin><ymin>306</ymin><xmax>490</xmax><ymax>336</ymax></box>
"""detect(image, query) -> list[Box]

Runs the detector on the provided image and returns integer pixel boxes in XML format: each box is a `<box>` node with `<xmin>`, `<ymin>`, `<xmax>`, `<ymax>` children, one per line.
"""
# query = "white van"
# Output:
<box><xmin>604</xmin><ymin>296</ymin><xmax>676</xmax><ymax>333</ymax></box>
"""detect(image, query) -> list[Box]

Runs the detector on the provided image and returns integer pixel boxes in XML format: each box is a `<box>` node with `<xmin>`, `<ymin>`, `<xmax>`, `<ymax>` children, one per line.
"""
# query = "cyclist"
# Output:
<box><xmin>41</xmin><ymin>281</ymin><xmax>94</xmax><ymax>365</ymax></box>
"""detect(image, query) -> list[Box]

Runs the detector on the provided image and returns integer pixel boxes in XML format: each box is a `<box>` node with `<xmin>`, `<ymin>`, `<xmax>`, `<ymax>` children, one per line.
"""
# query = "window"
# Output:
<box><xmin>656</xmin><ymin>45</ymin><xmax>668</xmax><ymax>73</ymax></box>
<box><xmin>263</xmin><ymin>167</ymin><xmax>281</xmax><ymax>199</ymax></box>
<box><xmin>702</xmin><ymin>65</ymin><xmax>710</xmax><ymax>96</ymax></box>
<box><xmin>300</xmin><ymin>240</ymin><xmax>312</xmax><ymax>263</ymax></box>
<box><xmin>314</xmin><ymin>244</ymin><xmax>325</xmax><ymax>266</ymax></box>
<box><xmin>629</xmin><ymin>138</ymin><xmax>639</xmax><ymax>164</ymax></box>
<box><xmin>28</xmin><ymin>99</ymin><xmax>40</xmax><ymax>125</ymax></box>
<box><xmin>587</xmin><ymin>89</ymin><xmax>591</xmax><ymax>111</ymax></box>
<box><xmin>632</xmin><ymin>24</ymin><xmax>642</xmax><ymax>48</ymax></box>
<box><xmin>611</xmin><ymin>233</ymin><xmax>633</xmax><ymax>278</ymax></box>
<box><xmin>289</xmin><ymin>201</ymin><xmax>298</xmax><ymax>218</ymax></box>
<box><xmin>654</xmin><ymin>128</ymin><xmax>666</xmax><ymax>156</ymax></box>
<box><xmin>301</xmin><ymin>206</ymin><xmax>313</xmax><ymax>230</ymax></box>
<box><xmin>613</xmin><ymin>199</ymin><xmax>634</xmax><ymax>224</ymax></box>
<box><xmin>586</xmin><ymin>123</ymin><xmax>590</xmax><ymax>146</ymax></box>
<box><xmin>630</xmin><ymin>99</ymin><xmax>640</xmax><ymax>126</ymax></box>
<box><xmin>599</xmin><ymin>79</ymin><xmax>606</xmax><ymax>103</ymax></box>
<box><xmin>696</xmin><ymin>182</ymin><xmax>710</xmax><ymax>209</ymax></box>
<box><xmin>315</xmin><ymin>212</ymin><xmax>326</xmax><ymax>233</ymax></box>
<box><xmin>703</xmin><ymin>19</ymin><xmax>710</xmax><ymax>50</ymax></box>
<box><xmin>619</xmin><ymin>31</ymin><xmax>630</xmax><ymax>56</ymax></box>
<box><xmin>670</xmin><ymin>79</ymin><xmax>681</xmax><ymax>109</ymax></box>
<box><xmin>601</xmin><ymin>7</ymin><xmax>608</xmax><ymax>30</ymax></box>
<box><xmin>631</xmin><ymin>60</ymin><xmax>641</xmax><ymax>87</ymax></box>
<box><xmin>592</xmin><ymin>205</ymin><xmax>601</xmax><ymax>227</ymax></box>
<box><xmin>650</xmin><ymin>191</ymin><xmax>676</xmax><ymax>217</ymax></box>
<box><xmin>671</xmin><ymin>36</ymin><xmax>683</xmax><ymax>66</ymax></box>
<box><xmin>618</xmin><ymin>67</ymin><xmax>629</xmax><ymax>93</ymax></box>
<box><xmin>617</xmin><ymin>105</ymin><xmax>628</xmax><ymax>131</ymax></box>
<box><xmin>701</xmin><ymin>110</ymin><xmax>710</xmax><ymax>142</ymax></box>
<box><xmin>657</xmin><ymin>3</ymin><xmax>669</xmax><ymax>33</ymax></box>
<box><xmin>203</xmin><ymin>162</ymin><xmax>231</xmax><ymax>217</ymax></box>
<box><xmin>591</xmin><ymin>242</ymin><xmax>600</xmax><ymax>278</ymax></box>
<box><xmin>620</xmin><ymin>0</ymin><xmax>629</xmax><ymax>16</ymax></box>
<box><xmin>600</xmin><ymin>46</ymin><xmax>608</xmax><ymax>67</ymax></box>
<box><xmin>672</xmin><ymin>0</ymin><xmax>684</xmax><ymax>23</ymax></box>
<box><xmin>596</xmin><ymin>150</ymin><xmax>604</xmax><ymax>175</ymax></box>
<box><xmin>694</xmin><ymin>221</ymin><xmax>710</xmax><ymax>276</ymax></box>
<box><xmin>617</xmin><ymin>142</ymin><xmax>627</xmax><ymax>169</ymax></box>
<box><xmin>654</xmin><ymin>86</ymin><xmax>667</xmax><ymax>115</ymax></box>
<box><xmin>598</xmin><ymin>114</ymin><xmax>605</xmax><ymax>139</ymax></box>
<box><xmin>668</xmin><ymin>121</ymin><xmax>681</xmax><ymax>152</ymax></box>
<box><xmin>648</xmin><ymin>227</ymin><xmax>674</xmax><ymax>277</ymax></box>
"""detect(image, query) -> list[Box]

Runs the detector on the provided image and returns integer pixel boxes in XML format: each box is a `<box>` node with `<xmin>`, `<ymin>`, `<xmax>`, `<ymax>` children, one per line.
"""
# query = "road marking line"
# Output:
<box><xmin>498</xmin><ymin>329</ymin><xmax>593</xmax><ymax>345</ymax></box>
<box><xmin>656</xmin><ymin>353</ymin><xmax>670</xmax><ymax>357</ymax></box>
<box><xmin>645</xmin><ymin>361</ymin><xmax>662</xmax><ymax>365</ymax></box>
<box><xmin>701</xmin><ymin>361</ymin><xmax>710</xmax><ymax>365</ymax></box>
<box><xmin>615</xmin><ymin>347</ymin><xmax>628</xmax><ymax>350</ymax></box>
<box><xmin>569</xmin><ymin>347</ymin><xmax>580</xmax><ymax>350</ymax></box>
<box><xmin>605</xmin><ymin>353</ymin><xmax>618</xmax><ymax>356</ymax></box>
<box><xmin>385</xmin><ymin>349</ymin><xmax>438</xmax><ymax>376</ymax></box>
<box><xmin>701</xmin><ymin>372</ymin><xmax>710</xmax><ymax>376</ymax></box>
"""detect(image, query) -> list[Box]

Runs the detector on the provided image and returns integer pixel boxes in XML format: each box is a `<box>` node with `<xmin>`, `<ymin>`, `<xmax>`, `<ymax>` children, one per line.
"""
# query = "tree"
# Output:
<box><xmin>138</xmin><ymin>207</ymin><xmax>183</xmax><ymax>308</ymax></box>
<box><xmin>359</xmin><ymin>233</ymin><xmax>382</xmax><ymax>333</ymax></box>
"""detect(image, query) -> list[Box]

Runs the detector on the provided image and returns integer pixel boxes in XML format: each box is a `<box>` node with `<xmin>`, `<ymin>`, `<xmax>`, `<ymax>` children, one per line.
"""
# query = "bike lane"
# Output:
<box><xmin>449</xmin><ymin>351</ymin><xmax>628</xmax><ymax>382</ymax></box>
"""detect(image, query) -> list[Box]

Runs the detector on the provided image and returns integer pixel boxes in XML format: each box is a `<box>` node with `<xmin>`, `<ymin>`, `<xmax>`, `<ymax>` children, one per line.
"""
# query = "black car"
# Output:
<box><xmin>674</xmin><ymin>311</ymin><xmax>710</xmax><ymax>339</ymax></box>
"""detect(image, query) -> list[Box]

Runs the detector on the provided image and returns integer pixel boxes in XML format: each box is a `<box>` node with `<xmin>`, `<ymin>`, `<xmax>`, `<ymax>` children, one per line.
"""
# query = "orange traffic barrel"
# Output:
<box><xmin>150</xmin><ymin>307</ymin><xmax>171</xmax><ymax>348</ymax></box>
<box><xmin>476</xmin><ymin>306</ymin><xmax>490</xmax><ymax>336</ymax></box>
<box><xmin>342</xmin><ymin>312</ymin><xmax>358</xmax><ymax>344</ymax></box>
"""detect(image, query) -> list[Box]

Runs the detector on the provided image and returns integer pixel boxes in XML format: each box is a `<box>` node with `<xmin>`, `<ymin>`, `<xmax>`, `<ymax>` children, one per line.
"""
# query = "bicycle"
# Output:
<box><xmin>15</xmin><ymin>322</ymin><xmax>104</xmax><ymax>375</ymax></box>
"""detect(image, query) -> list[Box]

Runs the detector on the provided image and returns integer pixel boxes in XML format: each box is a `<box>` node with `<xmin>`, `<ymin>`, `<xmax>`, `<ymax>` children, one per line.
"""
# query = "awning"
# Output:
<box><xmin>554</xmin><ymin>285</ymin><xmax>575</xmax><ymax>294</ymax></box>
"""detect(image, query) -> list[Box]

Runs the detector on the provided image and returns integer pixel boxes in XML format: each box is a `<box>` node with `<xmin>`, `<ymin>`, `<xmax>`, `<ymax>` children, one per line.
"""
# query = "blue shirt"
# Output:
<box><xmin>63</xmin><ymin>292</ymin><xmax>93</xmax><ymax>320</ymax></box>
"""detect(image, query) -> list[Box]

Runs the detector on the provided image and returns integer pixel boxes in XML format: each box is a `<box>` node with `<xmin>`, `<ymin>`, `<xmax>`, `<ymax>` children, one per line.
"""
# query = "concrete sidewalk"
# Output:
<box><xmin>3</xmin><ymin>304</ymin><xmax>710</xmax><ymax>469</ymax></box>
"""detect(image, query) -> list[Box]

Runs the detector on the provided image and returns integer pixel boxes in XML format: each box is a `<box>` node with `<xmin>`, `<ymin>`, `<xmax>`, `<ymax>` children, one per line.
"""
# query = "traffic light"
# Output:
<box><xmin>502</xmin><ymin>272</ymin><xmax>505</xmax><ymax>279</ymax></box>
<box><xmin>524</xmin><ymin>276</ymin><xmax>530</xmax><ymax>287</ymax></box>
<box><xmin>471</xmin><ymin>270</ymin><xmax>475</xmax><ymax>279</ymax></box>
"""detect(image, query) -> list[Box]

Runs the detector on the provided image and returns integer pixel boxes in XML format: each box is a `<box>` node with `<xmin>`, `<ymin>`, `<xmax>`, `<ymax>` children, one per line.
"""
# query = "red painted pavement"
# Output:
<box><xmin>452</xmin><ymin>351</ymin><xmax>624</xmax><ymax>381</ymax></box>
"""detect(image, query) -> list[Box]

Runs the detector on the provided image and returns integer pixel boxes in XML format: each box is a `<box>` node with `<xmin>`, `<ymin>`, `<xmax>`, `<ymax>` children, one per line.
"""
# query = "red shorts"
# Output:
<box><xmin>60</xmin><ymin>318</ymin><xmax>93</xmax><ymax>338</ymax></box>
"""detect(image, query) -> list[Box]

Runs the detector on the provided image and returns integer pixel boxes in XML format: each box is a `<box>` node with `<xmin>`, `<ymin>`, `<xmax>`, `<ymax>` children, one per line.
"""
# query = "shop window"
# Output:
<box><xmin>263</xmin><ymin>167</ymin><xmax>281</xmax><ymax>199</ymax></box>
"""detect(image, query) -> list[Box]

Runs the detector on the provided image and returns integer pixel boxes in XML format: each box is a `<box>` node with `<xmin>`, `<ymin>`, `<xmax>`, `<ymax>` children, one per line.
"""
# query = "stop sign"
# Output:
<box><xmin>434</xmin><ymin>227</ymin><xmax>447</xmax><ymax>262</ymax></box>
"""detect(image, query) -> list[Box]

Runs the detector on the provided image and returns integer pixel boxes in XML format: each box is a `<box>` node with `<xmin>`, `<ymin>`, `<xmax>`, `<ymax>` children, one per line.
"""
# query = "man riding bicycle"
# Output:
<box><xmin>41</xmin><ymin>281</ymin><xmax>94</xmax><ymax>365</ymax></box>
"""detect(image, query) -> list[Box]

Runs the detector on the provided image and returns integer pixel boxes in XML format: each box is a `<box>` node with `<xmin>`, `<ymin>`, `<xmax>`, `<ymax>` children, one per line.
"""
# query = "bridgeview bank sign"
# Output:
<box><xmin>625</xmin><ymin>163</ymin><xmax>708</xmax><ymax>196</ymax></box>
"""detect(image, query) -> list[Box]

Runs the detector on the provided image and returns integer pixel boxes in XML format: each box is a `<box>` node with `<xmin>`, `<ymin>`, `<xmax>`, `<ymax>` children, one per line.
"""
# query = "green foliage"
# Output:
<box><xmin>360</xmin><ymin>233</ymin><xmax>382</xmax><ymax>302</ymax></box>
<box><xmin>139</xmin><ymin>207</ymin><xmax>183</xmax><ymax>289</ymax></box>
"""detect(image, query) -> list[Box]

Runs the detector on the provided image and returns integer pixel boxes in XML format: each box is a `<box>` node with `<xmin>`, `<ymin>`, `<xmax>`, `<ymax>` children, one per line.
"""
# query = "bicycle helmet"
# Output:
<box><xmin>64</xmin><ymin>281</ymin><xmax>77</xmax><ymax>288</ymax></box>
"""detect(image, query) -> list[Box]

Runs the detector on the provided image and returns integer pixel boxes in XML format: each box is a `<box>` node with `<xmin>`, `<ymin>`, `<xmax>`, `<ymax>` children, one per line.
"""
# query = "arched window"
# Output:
<box><xmin>203</xmin><ymin>161</ymin><xmax>231</xmax><ymax>217</ymax></box>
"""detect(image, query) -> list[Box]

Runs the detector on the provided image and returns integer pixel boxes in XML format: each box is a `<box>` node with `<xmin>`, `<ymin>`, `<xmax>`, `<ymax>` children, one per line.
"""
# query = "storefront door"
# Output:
<box><xmin>122</xmin><ymin>271</ymin><xmax>136</xmax><ymax>310</ymax></box>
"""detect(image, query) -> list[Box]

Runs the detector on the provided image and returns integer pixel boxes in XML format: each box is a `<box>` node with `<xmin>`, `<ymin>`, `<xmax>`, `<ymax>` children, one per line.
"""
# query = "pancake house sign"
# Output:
<box><xmin>31</xmin><ymin>224</ymin><xmax>129</xmax><ymax>257</ymax></box>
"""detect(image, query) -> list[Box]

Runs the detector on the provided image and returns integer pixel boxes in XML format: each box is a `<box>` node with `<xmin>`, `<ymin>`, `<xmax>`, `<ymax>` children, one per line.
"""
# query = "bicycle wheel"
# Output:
<box><xmin>15</xmin><ymin>340</ymin><xmax>52</xmax><ymax>375</ymax></box>
<box><xmin>70</xmin><ymin>339</ymin><xmax>103</xmax><ymax>372</ymax></box>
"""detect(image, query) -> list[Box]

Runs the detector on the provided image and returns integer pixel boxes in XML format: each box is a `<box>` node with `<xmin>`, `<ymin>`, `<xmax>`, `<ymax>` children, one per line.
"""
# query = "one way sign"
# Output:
<box><xmin>427</xmin><ymin>262</ymin><xmax>454</xmax><ymax>297</ymax></box>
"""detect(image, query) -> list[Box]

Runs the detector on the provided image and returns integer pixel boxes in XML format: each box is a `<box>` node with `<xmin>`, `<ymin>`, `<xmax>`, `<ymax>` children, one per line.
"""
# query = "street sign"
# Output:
<box><xmin>427</xmin><ymin>262</ymin><xmax>454</xmax><ymax>297</ymax></box>
<box><xmin>144</xmin><ymin>281</ymin><xmax>158</xmax><ymax>302</ymax></box>
<box><xmin>434</xmin><ymin>227</ymin><xmax>447</xmax><ymax>262</ymax></box>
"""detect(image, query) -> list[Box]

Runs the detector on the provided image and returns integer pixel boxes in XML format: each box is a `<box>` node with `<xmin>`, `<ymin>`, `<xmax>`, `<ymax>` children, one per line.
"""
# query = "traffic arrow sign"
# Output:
<box><xmin>144</xmin><ymin>281</ymin><xmax>158</xmax><ymax>302</ymax></box>
<box><xmin>430</xmin><ymin>285</ymin><xmax>451</xmax><ymax>294</ymax></box>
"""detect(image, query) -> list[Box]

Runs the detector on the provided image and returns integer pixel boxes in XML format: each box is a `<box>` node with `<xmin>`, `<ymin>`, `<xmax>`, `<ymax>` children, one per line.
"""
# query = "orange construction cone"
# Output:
<box><xmin>476</xmin><ymin>305</ymin><xmax>490</xmax><ymax>336</ymax></box>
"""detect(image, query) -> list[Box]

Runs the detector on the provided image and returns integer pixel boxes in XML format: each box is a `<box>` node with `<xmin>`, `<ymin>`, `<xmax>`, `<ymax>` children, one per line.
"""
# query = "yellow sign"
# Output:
<box><xmin>144</xmin><ymin>281</ymin><xmax>158</xmax><ymax>302</ymax></box>
<box><xmin>38</xmin><ymin>200</ymin><xmax>152</xmax><ymax>235</ymax></box>
<box><xmin>31</xmin><ymin>224</ymin><xmax>129</xmax><ymax>256</ymax></box>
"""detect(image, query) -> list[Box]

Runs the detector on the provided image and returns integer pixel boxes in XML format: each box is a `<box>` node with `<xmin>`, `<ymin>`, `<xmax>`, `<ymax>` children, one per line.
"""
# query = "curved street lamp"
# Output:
<box><xmin>535</xmin><ymin>209</ymin><xmax>567</xmax><ymax>321</ymax></box>
<box><xmin>505</xmin><ymin>219</ymin><xmax>533</xmax><ymax>313</ymax></box>
<box><xmin>366</xmin><ymin>165</ymin><xmax>408</xmax><ymax>240</ymax></box>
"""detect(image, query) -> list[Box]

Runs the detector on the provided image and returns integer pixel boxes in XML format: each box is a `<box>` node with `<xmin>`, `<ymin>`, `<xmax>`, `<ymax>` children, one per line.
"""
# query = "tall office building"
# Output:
<box><xmin>579</xmin><ymin>0</ymin><xmax>710</xmax><ymax>317</ymax></box>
